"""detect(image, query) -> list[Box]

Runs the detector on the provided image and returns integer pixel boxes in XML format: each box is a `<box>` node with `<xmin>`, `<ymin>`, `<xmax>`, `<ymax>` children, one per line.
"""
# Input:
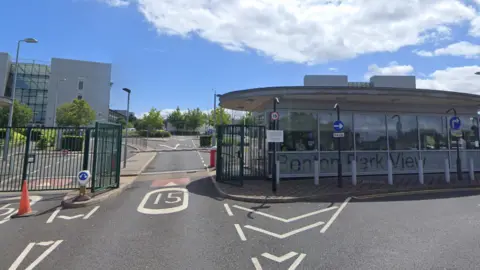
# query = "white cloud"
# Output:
<box><xmin>100</xmin><ymin>0</ymin><xmax>130</xmax><ymax>7</ymax></box>
<box><xmin>414</xmin><ymin>41</ymin><xmax>480</xmax><ymax>58</ymax></box>
<box><xmin>364</xmin><ymin>61</ymin><xmax>414</xmax><ymax>80</ymax></box>
<box><xmin>123</xmin><ymin>0</ymin><xmax>477</xmax><ymax>64</ymax></box>
<box><xmin>328</xmin><ymin>67</ymin><xmax>339</xmax><ymax>72</ymax></box>
<box><xmin>416</xmin><ymin>65</ymin><xmax>480</xmax><ymax>94</ymax></box>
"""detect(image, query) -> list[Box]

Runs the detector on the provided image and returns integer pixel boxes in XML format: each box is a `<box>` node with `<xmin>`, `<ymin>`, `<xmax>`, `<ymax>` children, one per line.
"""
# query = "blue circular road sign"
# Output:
<box><xmin>333</xmin><ymin>120</ymin><xmax>344</xmax><ymax>132</ymax></box>
<box><xmin>449</xmin><ymin>117</ymin><xmax>461</xmax><ymax>130</ymax></box>
<box><xmin>79</xmin><ymin>172</ymin><xmax>88</xmax><ymax>181</ymax></box>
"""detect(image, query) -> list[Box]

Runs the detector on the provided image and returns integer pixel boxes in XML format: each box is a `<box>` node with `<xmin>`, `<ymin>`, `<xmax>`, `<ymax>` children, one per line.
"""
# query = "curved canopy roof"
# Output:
<box><xmin>219</xmin><ymin>86</ymin><xmax>480</xmax><ymax>111</ymax></box>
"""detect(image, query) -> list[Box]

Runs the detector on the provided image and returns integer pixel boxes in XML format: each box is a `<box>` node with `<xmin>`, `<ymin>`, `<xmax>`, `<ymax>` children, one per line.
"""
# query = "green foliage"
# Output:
<box><xmin>37</xmin><ymin>129</ymin><xmax>57</xmax><ymax>150</ymax></box>
<box><xmin>0</xmin><ymin>100</ymin><xmax>34</xmax><ymax>127</ymax></box>
<box><xmin>240</xmin><ymin>112</ymin><xmax>255</xmax><ymax>125</ymax></box>
<box><xmin>208</xmin><ymin>107</ymin><xmax>231</xmax><ymax>126</ymax></box>
<box><xmin>56</xmin><ymin>99</ymin><xmax>96</xmax><ymax>127</ymax></box>
<box><xmin>61</xmin><ymin>135</ymin><xmax>84</xmax><ymax>151</ymax></box>
<box><xmin>136</xmin><ymin>108</ymin><xmax>164</xmax><ymax>130</ymax></box>
<box><xmin>137</xmin><ymin>130</ymin><xmax>171</xmax><ymax>138</ymax></box>
<box><xmin>170</xmin><ymin>130</ymin><xmax>200</xmax><ymax>136</ymax></box>
<box><xmin>184</xmin><ymin>108</ymin><xmax>206</xmax><ymax>131</ymax></box>
<box><xmin>199</xmin><ymin>135</ymin><xmax>212</xmax><ymax>147</ymax></box>
<box><xmin>167</xmin><ymin>107</ymin><xmax>185</xmax><ymax>130</ymax></box>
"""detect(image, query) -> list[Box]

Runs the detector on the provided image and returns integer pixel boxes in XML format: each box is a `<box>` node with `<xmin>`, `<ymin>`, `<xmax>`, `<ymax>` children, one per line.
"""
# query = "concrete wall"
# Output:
<box><xmin>0</xmin><ymin>52</ymin><xmax>11</xmax><ymax>97</ymax></box>
<box><xmin>46</xmin><ymin>58</ymin><xmax>112</xmax><ymax>126</ymax></box>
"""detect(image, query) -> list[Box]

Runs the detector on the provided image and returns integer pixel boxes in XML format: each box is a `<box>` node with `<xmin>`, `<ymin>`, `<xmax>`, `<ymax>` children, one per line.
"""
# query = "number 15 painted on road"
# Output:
<box><xmin>137</xmin><ymin>188</ymin><xmax>189</xmax><ymax>215</ymax></box>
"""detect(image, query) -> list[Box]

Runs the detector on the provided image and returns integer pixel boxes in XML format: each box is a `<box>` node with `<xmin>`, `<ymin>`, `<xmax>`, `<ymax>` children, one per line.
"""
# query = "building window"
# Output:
<box><xmin>78</xmin><ymin>78</ymin><xmax>84</xmax><ymax>90</ymax></box>
<box><xmin>354</xmin><ymin>113</ymin><xmax>387</xmax><ymax>150</ymax></box>
<box><xmin>418</xmin><ymin>116</ymin><xmax>448</xmax><ymax>150</ymax></box>
<box><xmin>318</xmin><ymin>111</ymin><xmax>353</xmax><ymax>151</ymax></box>
<box><xmin>278</xmin><ymin>111</ymin><xmax>317</xmax><ymax>151</ymax></box>
<box><xmin>387</xmin><ymin>114</ymin><xmax>418</xmax><ymax>150</ymax></box>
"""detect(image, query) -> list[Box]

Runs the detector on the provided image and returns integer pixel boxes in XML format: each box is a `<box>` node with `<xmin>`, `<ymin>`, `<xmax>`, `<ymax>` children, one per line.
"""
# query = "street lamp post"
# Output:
<box><xmin>3</xmin><ymin>38</ymin><xmax>38</xmax><ymax>160</ymax></box>
<box><xmin>334</xmin><ymin>103</ymin><xmax>343</xmax><ymax>188</ymax></box>
<box><xmin>122</xmin><ymin>88</ymin><xmax>131</xmax><ymax>169</ymax></box>
<box><xmin>212</xmin><ymin>91</ymin><xmax>220</xmax><ymax>146</ymax></box>
<box><xmin>446</xmin><ymin>108</ymin><xmax>462</xmax><ymax>181</ymax></box>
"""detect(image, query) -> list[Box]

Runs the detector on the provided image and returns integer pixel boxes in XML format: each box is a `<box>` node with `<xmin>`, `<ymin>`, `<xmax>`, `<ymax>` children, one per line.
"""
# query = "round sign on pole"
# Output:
<box><xmin>77</xmin><ymin>170</ymin><xmax>91</xmax><ymax>186</ymax></box>
<box><xmin>449</xmin><ymin>117</ymin><xmax>461</xmax><ymax>130</ymax></box>
<box><xmin>271</xmin><ymin>112</ymin><xmax>279</xmax><ymax>121</ymax></box>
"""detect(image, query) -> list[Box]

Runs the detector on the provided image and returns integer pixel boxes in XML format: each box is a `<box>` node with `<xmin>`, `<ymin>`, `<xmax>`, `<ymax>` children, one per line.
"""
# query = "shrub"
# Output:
<box><xmin>29</xmin><ymin>129</ymin><xmax>42</xmax><ymax>141</ymax></box>
<box><xmin>222</xmin><ymin>137</ymin><xmax>240</xmax><ymax>146</ymax></box>
<box><xmin>37</xmin><ymin>130</ymin><xmax>57</xmax><ymax>150</ymax></box>
<box><xmin>199</xmin><ymin>135</ymin><xmax>212</xmax><ymax>147</ymax></box>
<box><xmin>137</xmin><ymin>130</ymin><xmax>171</xmax><ymax>138</ymax></box>
<box><xmin>170</xmin><ymin>130</ymin><xmax>200</xmax><ymax>136</ymax></box>
<box><xmin>61</xmin><ymin>135</ymin><xmax>84</xmax><ymax>151</ymax></box>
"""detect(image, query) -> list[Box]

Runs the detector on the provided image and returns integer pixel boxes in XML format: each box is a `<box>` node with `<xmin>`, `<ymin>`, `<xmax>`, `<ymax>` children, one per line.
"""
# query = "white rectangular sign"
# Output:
<box><xmin>267</xmin><ymin>130</ymin><xmax>284</xmax><ymax>143</ymax></box>
<box><xmin>333</xmin><ymin>132</ymin><xmax>345</xmax><ymax>138</ymax></box>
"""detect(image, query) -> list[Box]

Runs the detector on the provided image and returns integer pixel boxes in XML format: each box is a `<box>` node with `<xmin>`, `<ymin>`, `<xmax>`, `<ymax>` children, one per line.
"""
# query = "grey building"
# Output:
<box><xmin>0</xmin><ymin>53</ymin><xmax>112</xmax><ymax>126</ymax></box>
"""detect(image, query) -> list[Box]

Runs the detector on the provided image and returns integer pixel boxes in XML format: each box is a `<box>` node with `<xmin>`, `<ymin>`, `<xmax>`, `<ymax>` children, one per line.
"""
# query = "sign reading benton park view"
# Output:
<box><xmin>277</xmin><ymin>150</ymin><xmax>479</xmax><ymax>175</ymax></box>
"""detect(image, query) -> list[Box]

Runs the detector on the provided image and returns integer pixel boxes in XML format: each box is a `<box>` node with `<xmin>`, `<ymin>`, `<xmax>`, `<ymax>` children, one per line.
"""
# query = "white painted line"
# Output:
<box><xmin>25</xmin><ymin>240</ymin><xmax>63</xmax><ymax>270</ymax></box>
<box><xmin>251</xmin><ymin>258</ymin><xmax>263</xmax><ymax>270</ymax></box>
<box><xmin>320</xmin><ymin>197</ymin><xmax>351</xmax><ymax>233</ymax></box>
<box><xmin>224</xmin><ymin>204</ymin><xmax>234</xmax><ymax>216</ymax></box>
<box><xmin>137</xmin><ymin>188</ymin><xmax>189</xmax><ymax>215</ymax></box>
<box><xmin>0</xmin><ymin>204</ymin><xmax>15</xmax><ymax>224</ymax></box>
<box><xmin>288</xmin><ymin>253</ymin><xmax>306</xmax><ymax>270</ymax></box>
<box><xmin>83</xmin><ymin>206</ymin><xmax>100</xmax><ymax>219</ymax></box>
<box><xmin>234</xmin><ymin>224</ymin><xmax>247</xmax><ymax>241</ymax></box>
<box><xmin>262</xmin><ymin>251</ymin><xmax>297</xmax><ymax>263</ymax></box>
<box><xmin>175</xmin><ymin>144</ymin><xmax>180</xmax><ymax>149</ymax></box>
<box><xmin>58</xmin><ymin>214</ymin><xmax>84</xmax><ymax>220</ymax></box>
<box><xmin>154</xmin><ymin>193</ymin><xmax>163</xmax><ymax>204</ymax></box>
<box><xmin>46</xmin><ymin>207</ymin><xmax>61</xmax><ymax>224</ymax></box>
<box><xmin>244</xmin><ymin>221</ymin><xmax>325</xmax><ymax>239</ymax></box>
<box><xmin>9</xmin><ymin>243</ymin><xmax>35</xmax><ymax>270</ymax></box>
<box><xmin>233</xmin><ymin>205</ymin><xmax>336</xmax><ymax>223</ymax></box>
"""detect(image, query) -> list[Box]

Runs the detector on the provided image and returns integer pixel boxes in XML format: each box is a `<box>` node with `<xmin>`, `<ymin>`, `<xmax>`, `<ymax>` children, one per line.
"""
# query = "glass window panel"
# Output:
<box><xmin>387</xmin><ymin>114</ymin><xmax>419</xmax><ymax>150</ymax></box>
<box><xmin>457</xmin><ymin>116</ymin><xmax>480</xmax><ymax>150</ymax></box>
<box><xmin>418</xmin><ymin>116</ymin><xmax>448</xmax><ymax>150</ymax></box>
<box><xmin>354</xmin><ymin>113</ymin><xmax>387</xmax><ymax>150</ymax></box>
<box><xmin>319</xmin><ymin>111</ymin><xmax>353</xmax><ymax>151</ymax></box>
<box><xmin>278</xmin><ymin>111</ymin><xmax>317</xmax><ymax>151</ymax></box>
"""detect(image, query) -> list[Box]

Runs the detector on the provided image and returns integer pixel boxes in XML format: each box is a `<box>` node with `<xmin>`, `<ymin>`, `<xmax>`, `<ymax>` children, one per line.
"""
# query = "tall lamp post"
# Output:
<box><xmin>446</xmin><ymin>108</ymin><xmax>462</xmax><ymax>181</ymax></box>
<box><xmin>122</xmin><ymin>88</ymin><xmax>131</xmax><ymax>169</ymax></box>
<box><xmin>3</xmin><ymin>38</ymin><xmax>38</xmax><ymax>160</ymax></box>
<box><xmin>212</xmin><ymin>91</ymin><xmax>220</xmax><ymax>146</ymax></box>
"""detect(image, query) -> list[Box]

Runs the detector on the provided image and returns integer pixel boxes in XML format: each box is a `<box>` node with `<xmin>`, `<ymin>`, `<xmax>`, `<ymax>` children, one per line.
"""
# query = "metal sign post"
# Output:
<box><xmin>333</xmin><ymin>104</ymin><xmax>343</xmax><ymax>188</ymax></box>
<box><xmin>447</xmin><ymin>108</ymin><xmax>462</xmax><ymax>181</ymax></box>
<box><xmin>272</xmin><ymin>97</ymin><xmax>280</xmax><ymax>193</ymax></box>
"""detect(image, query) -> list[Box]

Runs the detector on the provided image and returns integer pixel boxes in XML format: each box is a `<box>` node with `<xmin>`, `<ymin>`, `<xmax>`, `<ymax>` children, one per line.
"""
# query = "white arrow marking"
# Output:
<box><xmin>224</xmin><ymin>204</ymin><xmax>233</xmax><ymax>216</ymax></box>
<box><xmin>251</xmin><ymin>252</ymin><xmax>306</xmax><ymax>270</ymax></box>
<box><xmin>58</xmin><ymin>214</ymin><xmax>84</xmax><ymax>220</ymax></box>
<box><xmin>244</xmin><ymin>221</ymin><xmax>325</xmax><ymax>239</ymax></box>
<box><xmin>288</xmin><ymin>253</ymin><xmax>307</xmax><ymax>270</ymax></box>
<box><xmin>233</xmin><ymin>205</ymin><xmax>337</xmax><ymax>223</ymax></box>
<box><xmin>320</xmin><ymin>197</ymin><xmax>351</xmax><ymax>233</ymax></box>
<box><xmin>9</xmin><ymin>240</ymin><xmax>63</xmax><ymax>270</ymax></box>
<box><xmin>251</xmin><ymin>258</ymin><xmax>262</xmax><ymax>270</ymax></box>
<box><xmin>83</xmin><ymin>206</ymin><xmax>100</xmax><ymax>219</ymax></box>
<box><xmin>36</xmin><ymin>241</ymin><xmax>55</xmax><ymax>247</ymax></box>
<box><xmin>164</xmin><ymin>182</ymin><xmax>177</xmax><ymax>187</ymax></box>
<box><xmin>174</xmin><ymin>144</ymin><xmax>180</xmax><ymax>149</ymax></box>
<box><xmin>262</xmin><ymin>251</ymin><xmax>297</xmax><ymax>263</ymax></box>
<box><xmin>234</xmin><ymin>224</ymin><xmax>247</xmax><ymax>241</ymax></box>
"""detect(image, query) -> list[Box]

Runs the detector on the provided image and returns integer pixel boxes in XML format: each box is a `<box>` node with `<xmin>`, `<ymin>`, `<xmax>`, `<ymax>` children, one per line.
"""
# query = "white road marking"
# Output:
<box><xmin>224</xmin><ymin>204</ymin><xmax>234</xmax><ymax>216</ymax></box>
<box><xmin>191</xmin><ymin>139</ymin><xmax>207</xmax><ymax>168</ymax></box>
<box><xmin>137</xmin><ymin>188</ymin><xmax>189</xmax><ymax>215</ymax></box>
<box><xmin>262</xmin><ymin>251</ymin><xmax>297</xmax><ymax>263</ymax></box>
<box><xmin>234</xmin><ymin>224</ymin><xmax>247</xmax><ymax>241</ymax></box>
<box><xmin>175</xmin><ymin>144</ymin><xmax>180</xmax><ymax>149</ymax></box>
<box><xmin>58</xmin><ymin>214</ymin><xmax>84</xmax><ymax>220</ymax></box>
<box><xmin>46</xmin><ymin>207</ymin><xmax>61</xmax><ymax>224</ymax></box>
<box><xmin>251</xmin><ymin>258</ymin><xmax>263</xmax><ymax>270</ymax></box>
<box><xmin>83</xmin><ymin>206</ymin><xmax>100</xmax><ymax>219</ymax></box>
<box><xmin>0</xmin><ymin>204</ymin><xmax>16</xmax><ymax>224</ymax></box>
<box><xmin>9</xmin><ymin>240</ymin><xmax>63</xmax><ymax>270</ymax></box>
<box><xmin>244</xmin><ymin>221</ymin><xmax>325</xmax><ymax>239</ymax></box>
<box><xmin>320</xmin><ymin>197</ymin><xmax>351</xmax><ymax>233</ymax></box>
<box><xmin>164</xmin><ymin>182</ymin><xmax>178</xmax><ymax>187</ymax></box>
<box><xmin>232</xmin><ymin>205</ymin><xmax>337</xmax><ymax>223</ymax></box>
<box><xmin>154</xmin><ymin>193</ymin><xmax>162</xmax><ymax>204</ymax></box>
<box><xmin>288</xmin><ymin>253</ymin><xmax>307</xmax><ymax>270</ymax></box>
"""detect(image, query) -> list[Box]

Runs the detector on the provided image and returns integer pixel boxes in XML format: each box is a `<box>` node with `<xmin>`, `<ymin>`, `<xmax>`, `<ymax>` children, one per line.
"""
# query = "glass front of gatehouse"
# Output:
<box><xmin>257</xmin><ymin>110</ymin><xmax>480</xmax><ymax>178</ymax></box>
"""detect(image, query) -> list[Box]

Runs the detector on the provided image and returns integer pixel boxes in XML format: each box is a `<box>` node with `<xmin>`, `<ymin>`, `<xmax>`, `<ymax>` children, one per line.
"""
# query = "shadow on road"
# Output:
<box><xmin>352</xmin><ymin>189</ymin><xmax>480</xmax><ymax>203</ymax></box>
<box><xmin>186</xmin><ymin>177</ymin><xmax>225</xmax><ymax>202</ymax></box>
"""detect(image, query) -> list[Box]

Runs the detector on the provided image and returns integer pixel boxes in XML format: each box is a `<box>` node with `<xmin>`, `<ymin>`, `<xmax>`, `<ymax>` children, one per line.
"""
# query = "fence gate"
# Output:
<box><xmin>216</xmin><ymin>125</ymin><xmax>266</xmax><ymax>185</ymax></box>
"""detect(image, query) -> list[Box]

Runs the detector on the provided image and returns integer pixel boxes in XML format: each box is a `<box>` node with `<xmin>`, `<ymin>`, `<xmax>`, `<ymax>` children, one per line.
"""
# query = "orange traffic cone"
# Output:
<box><xmin>11</xmin><ymin>180</ymin><xmax>37</xmax><ymax>218</ymax></box>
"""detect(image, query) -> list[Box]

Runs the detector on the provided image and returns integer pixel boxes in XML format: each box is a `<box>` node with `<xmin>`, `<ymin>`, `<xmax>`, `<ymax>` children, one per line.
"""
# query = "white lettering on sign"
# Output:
<box><xmin>266</xmin><ymin>130</ymin><xmax>284</xmax><ymax>143</ymax></box>
<box><xmin>137</xmin><ymin>188</ymin><xmax>189</xmax><ymax>215</ymax></box>
<box><xmin>9</xmin><ymin>240</ymin><xmax>63</xmax><ymax>270</ymax></box>
<box><xmin>333</xmin><ymin>132</ymin><xmax>344</xmax><ymax>138</ymax></box>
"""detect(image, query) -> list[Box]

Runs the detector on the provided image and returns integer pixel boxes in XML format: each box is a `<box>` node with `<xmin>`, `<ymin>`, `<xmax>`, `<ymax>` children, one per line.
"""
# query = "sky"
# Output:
<box><xmin>0</xmin><ymin>0</ymin><xmax>479</xmax><ymax>118</ymax></box>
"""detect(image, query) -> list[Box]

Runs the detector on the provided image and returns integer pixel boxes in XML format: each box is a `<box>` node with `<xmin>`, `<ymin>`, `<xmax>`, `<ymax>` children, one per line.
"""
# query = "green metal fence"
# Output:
<box><xmin>0</xmin><ymin>124</ymin><xmax>122</xmax><ymax>192</ymax></box>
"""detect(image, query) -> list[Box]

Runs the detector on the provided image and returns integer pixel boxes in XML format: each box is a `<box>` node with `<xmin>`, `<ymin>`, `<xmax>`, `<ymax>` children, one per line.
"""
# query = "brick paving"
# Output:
<box><xmin>214</xmin><ymin>172</ymin><xmax>480</xmax><ymax>200</ymax></box>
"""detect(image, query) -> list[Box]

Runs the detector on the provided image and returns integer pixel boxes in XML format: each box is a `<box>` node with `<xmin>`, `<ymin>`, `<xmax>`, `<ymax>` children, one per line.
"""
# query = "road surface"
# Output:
<box><xmin>3</xmin><ymin>137</ymin><xmax>480</xmax><ymax>269</ymax></box>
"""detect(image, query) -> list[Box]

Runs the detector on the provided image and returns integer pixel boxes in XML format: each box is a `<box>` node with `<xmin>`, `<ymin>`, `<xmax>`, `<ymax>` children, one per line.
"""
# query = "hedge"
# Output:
<box><xmin>61</xmin><ymin>135</ymin><xmax>84</xmax><ymax>151</ymax></box>
<box><xmin>37</xmin><ymin>130</ymin><xmax>57</xmax><ymax>150</ymax></box>
<box><xmin>137</xmin><ymin>130</ymin><xmax>172</xmax><ymax>138</ymax></box>
<box><xmin>170</xmin><ymin>130</ymin><xmax>200</xmax><ymax>136</ymax></box>
<box><xmin>199</xmin><ymin>135</ymin><xmax>212</xmax><ymax>147</ymax></box>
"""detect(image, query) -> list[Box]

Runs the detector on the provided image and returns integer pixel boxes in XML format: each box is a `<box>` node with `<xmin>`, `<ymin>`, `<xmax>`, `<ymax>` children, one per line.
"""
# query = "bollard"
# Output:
<box><xmin>351</xmin><ymin>160</ymin><xmax>357</xmax><ymax>186</ymax></box>
<box><xmin>314</xmin><ymin>160</ymin><xmax>319</xmax><ymax>186</ymax></box>
<box><xmin>418</xmin><ymin>161</ymin><xmax>424</xmax><ymax>185</ymax></box>
<box><xmin>469</xmin><ymin>158</ymin><xmax>475</xmax><ymax>182</ymax></box>
<box><xmin>387</xmin><ymin>159</ymin><xmax>393</xmax><ymax>185</ymax></box>
<box><xmin>444</xmin><ymin>158</ymin><xmax>450</xmax><ymax>183</ymax></box>
<box><xmin>275</xmin><ymin>160</ymin><xmax>280</xmax><ymax>187</ymax></box>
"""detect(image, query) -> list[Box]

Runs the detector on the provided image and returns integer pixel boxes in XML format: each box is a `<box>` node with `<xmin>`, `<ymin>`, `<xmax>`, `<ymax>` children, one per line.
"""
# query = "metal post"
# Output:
<box><xmin>334</xmin><ymin>104</ymin><xmax>343</xmax><ymax>188</ymax></box>
<box><xmin>83</xmin><ymin>129</ymin><xmax>91</xmax><ymax>170</ymax></box>
<box><xmin>22</xmin><ymin>127</ymin><xmax>32</xmax><ymax>181</ymax></box>
<box><xmin>212</xmin><ymin>90</ymin><xmax>217</xmax><ymax>146</ymax></box>
<box><xmin>447</xmin><ymin>108</ymin><xmax>462</xmax><ymax>181</ymax></box>
<box><xmin>272</xmin><ymin>97</ymin><xmax>279</xmax><ymax>193</ymax></box>
<box><xmin>122</xmin><ymin>88</ymin><xmax>131</xmax><ymax>169</ymax></box>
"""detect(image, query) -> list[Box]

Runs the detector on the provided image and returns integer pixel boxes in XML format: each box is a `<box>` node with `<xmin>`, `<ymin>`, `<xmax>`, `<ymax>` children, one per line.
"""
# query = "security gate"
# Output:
<box><xmin>216</xmin><ymin>125</ymin><xmax>266</xmax><ymax>185</ymax></box>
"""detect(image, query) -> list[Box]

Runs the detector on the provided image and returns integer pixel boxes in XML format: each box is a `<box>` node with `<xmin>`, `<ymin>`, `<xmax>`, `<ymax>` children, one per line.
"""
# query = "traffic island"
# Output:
<box><xmin>210</xmin><ymin>172</ymin><xmax>480</xmax><ymax>203</ymax></box>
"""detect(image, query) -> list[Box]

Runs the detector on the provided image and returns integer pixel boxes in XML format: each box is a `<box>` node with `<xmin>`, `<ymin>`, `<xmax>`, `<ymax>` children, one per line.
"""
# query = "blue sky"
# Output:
<box><xmin>0</xmin><ymin>0</ymin><xmax>479</xmax><ymax>117</ymax></box>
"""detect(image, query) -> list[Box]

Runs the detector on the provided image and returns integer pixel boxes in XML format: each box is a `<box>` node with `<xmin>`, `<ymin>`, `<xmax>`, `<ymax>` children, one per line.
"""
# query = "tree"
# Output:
<box><xmin>240</xmin><ymin>112</ymin><xmax>255</xmax><ymax>125</ymax></box>
<box><xmin>136</xmin><ymin>108</ymin><xmax>164</xmax><ymax>130</ymax></box>
<box><xmin>184</xmin><ymin>108</ymin><xmax>206</xmax><ymax>131</ymax></box>
<box><xmin>56</xmin><ymin>99</ymin><xmax>96</xmax><ymax>127</ymax></box>
<box><xmin>167</xmin><ymin>107</ymin><xmax>185</xmax><ymax>130</ymax></box>
<box><xmin>0</xmin><ymin>100</ymin><xmax>34</xmax><ymax>127</ymax></box>
<box><xmin>208</xmin><ymin>107</ymin><xmax>231</xmax><ymax>126</ymax></box>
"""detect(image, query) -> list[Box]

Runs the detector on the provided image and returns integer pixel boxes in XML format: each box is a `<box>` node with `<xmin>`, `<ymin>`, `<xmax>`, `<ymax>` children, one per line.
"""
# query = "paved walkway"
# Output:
<box><xmin>212</xmin><ymin>172</ymin><xmax>480</xmax><ymax>202</ymax></box>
